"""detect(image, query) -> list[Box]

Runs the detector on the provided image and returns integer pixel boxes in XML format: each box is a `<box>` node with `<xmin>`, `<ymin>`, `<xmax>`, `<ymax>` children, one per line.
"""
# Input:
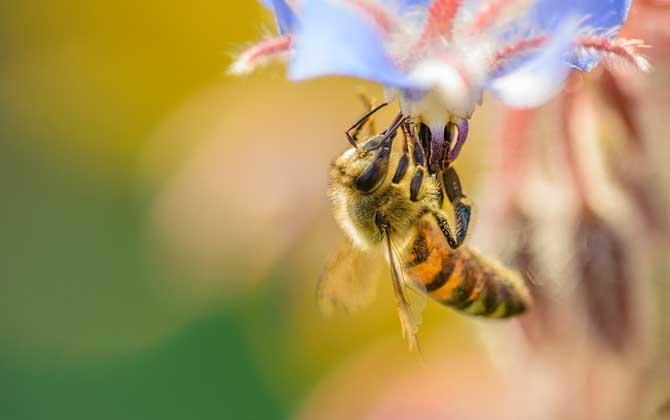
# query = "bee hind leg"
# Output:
<box><xmin>431</xmin><ymin>210</ymin><xmax>460</xmax><ymax>249</ymax></box>
<box><xmin>438</xmin><ymin>166</ymin><xmax>471</xmax><ymax>248</ymax></box>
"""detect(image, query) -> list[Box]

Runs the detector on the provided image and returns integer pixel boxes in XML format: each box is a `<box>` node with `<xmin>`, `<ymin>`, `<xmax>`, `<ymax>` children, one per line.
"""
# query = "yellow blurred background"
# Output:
<box><xmin>1</xmin><ymin>1</ymin><xmax>669</xmax><ymax>419</ymax></box>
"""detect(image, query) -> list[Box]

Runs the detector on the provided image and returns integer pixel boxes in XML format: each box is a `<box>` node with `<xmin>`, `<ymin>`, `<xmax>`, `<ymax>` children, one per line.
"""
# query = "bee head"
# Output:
<box><xmin>330</xmin><ymin>134</ymin><xmax>391</xmax><ymax>194</ymax></box>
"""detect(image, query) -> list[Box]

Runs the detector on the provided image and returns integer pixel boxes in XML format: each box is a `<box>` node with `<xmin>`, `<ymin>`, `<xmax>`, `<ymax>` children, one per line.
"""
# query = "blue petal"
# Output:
<box><xmin>384</xmin><ymin>0</ymin><xmax>432</xmax><ymax>7</ymax></box>
<box><xmin>378</xmin><ymin>0</ymin><xmax>432</xmax><ymax>14</ymax></box>
<box><xmin>487</xmin><ymin>21</ymin><xmax>577</xmax><ymax>108</ymax></box>
<box><xmin>528</xmin><ymin>0</ymin><xmax>631</xmax><ymax>34</ymax></box>
<box><xmin>288</xmin><ymin>0</ymin><xmax>413</xmax><ymax>87</ymax></box>
<box><xmin>258</xmin><ymin>0</ymin><xmax>297</xmax><ymax>34</ymax></box>
<box><xmin>522</xmin><ymin>0</ymin><xmax>631</xmax><ymax>72</ymax></box>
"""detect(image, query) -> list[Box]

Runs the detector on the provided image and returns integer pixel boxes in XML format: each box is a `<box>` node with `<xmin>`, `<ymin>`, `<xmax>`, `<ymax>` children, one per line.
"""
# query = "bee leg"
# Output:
<box><xmin>409</xmin><ymin>168</ymin><xmax>425</xmax><ymax>202</ymax></box>
<box><xmin>431</xmin><ymin>210</ymin><xmax>460</xmax><ymax>249</ymax></box>
<box><xmin>392</xmin><ymin>134</ymin><xmax>409</xmax><ymax>184</ymax></box>
<box><xmin>436</xmin><ymin>167</ymin><xmax>472</xmax><ymax>248</ymax></box>
<box><xmin>345</xmin><ymin>102</ymin><xmax>388</xmax><ymax>147</ymax></box>
<box><xmin>402</xmin><ymin>121</ymin><xmax>428</xmax><ymax>202</ymax></box>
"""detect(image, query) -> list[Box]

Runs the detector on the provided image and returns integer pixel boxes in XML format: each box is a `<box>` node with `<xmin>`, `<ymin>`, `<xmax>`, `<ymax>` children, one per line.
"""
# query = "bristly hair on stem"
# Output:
<box><xmin>575</xmin><ymin>36</ymin><xmax>652</xmax><ymax>72</ymax></box>
<box><xmin>229</xmin><ymin>35</ymin><xmax>293</xmax><ymax>75</ymax></box>
<box><xmin>492</xmin><ymin>36</ymin><xmax>548</xmax><ymax>71</ymax></box>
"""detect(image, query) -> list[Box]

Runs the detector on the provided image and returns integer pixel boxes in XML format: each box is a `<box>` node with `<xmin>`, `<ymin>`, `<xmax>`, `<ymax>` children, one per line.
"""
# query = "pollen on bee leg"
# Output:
<box><xmin>229</xmin><ymin>35</ymin><xmax>293</xmax><ymax>75</ymax></box>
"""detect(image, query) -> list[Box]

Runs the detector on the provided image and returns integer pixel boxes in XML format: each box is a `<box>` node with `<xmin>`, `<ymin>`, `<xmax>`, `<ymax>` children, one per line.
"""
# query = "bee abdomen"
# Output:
<box><xmin>406</xmin><ymin>245</ymin><xmax>530</xmax><ymax>318</ymax></box>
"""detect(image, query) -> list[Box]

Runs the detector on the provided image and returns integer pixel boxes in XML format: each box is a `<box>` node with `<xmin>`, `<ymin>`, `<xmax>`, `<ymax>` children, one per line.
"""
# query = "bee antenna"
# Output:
<box><xmin>345</xmin><ymin>102</ymin><xmax>389</xmax><ymax>147</ymax></box>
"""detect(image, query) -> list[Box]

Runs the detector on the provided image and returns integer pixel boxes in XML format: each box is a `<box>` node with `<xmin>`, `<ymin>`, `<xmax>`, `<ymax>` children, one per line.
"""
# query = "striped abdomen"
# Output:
<box><xmin>404</xmin><ymin>220</ymin><xmax>531</xmax><ymax>318</ymax></box>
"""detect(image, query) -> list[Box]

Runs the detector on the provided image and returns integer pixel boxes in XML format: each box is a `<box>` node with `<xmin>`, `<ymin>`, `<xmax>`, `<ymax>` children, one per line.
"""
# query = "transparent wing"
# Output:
<box><xmin>317</xmin><ymin>240</ymin><xmax>382</xmax><ymax>317</ymax></box>
<box><xmin>385</xmin><ymin>231</ymin><xmax>428</xmax><ymax>352</ymax></box>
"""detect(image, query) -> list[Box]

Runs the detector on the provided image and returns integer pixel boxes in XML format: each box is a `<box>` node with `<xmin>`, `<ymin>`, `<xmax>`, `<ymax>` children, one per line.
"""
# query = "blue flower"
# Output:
<box><xmin>235</xmin><ymin>0</ymin><xmax>647</xmax><ymax>135</ymax></box>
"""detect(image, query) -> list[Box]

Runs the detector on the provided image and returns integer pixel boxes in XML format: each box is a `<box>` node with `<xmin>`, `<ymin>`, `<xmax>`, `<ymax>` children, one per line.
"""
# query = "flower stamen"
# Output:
<box><xmin>229</xmin><ymin>35</ymin><xmax>293</xmax><ymax>75</ymax></box>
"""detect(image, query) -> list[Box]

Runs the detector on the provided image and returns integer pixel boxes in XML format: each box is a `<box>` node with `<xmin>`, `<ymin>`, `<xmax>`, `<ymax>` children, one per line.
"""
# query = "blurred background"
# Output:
<box><xmin>1</xmin><ymin>1</ymin><xmax>669</xmax><ymax>419</ymax></box>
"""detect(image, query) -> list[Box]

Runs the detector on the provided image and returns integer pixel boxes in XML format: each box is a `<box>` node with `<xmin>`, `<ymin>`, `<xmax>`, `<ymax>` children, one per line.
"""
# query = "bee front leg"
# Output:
<box><xmin>403</xmin><ymin>121</ymin><xmax>428</xmax><ymax>202</ymax></box>
<box><xmin>391</xmin><ymin>134</ymin><xmax>409</xmax><ymax>184</ymax></box>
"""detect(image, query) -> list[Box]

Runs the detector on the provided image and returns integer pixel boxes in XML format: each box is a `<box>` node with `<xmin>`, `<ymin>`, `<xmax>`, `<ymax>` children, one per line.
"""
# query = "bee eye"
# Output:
<box><xmin>354</xmin><ymin>115</ymin><xmax>404</xmax><ymax>193</ymax></box>
<box><xmin>354</xmin><ymin>146</ymin><xmax>391</xmax><ymax>193</ymax></box>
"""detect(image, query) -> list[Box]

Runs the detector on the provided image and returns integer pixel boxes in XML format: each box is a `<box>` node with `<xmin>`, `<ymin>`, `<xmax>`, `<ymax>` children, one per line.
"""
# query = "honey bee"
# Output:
<box><xmin>319</xmin><ymin>102</ymin><xmax>531</xmax><ymax>349</ymax></box>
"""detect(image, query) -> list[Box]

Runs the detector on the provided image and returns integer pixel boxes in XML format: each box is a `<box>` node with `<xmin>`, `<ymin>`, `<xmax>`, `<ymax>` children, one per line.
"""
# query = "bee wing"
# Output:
<box><xmin>385</xmin><ymin>232</ymin><xmax>427</xmax><ymax>351</ymax></box>
<box><xmin>317</xmin><ymin>240</ymin><xmax>382</xmax><ymax>317</ymax></box>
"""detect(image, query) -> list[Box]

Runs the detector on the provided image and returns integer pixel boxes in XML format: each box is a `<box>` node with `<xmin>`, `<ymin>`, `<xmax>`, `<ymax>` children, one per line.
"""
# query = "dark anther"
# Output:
<box><xmin>410</xmin><ymin>167</ymin><xmax>424</xmax><ymax>202</ymax></box>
